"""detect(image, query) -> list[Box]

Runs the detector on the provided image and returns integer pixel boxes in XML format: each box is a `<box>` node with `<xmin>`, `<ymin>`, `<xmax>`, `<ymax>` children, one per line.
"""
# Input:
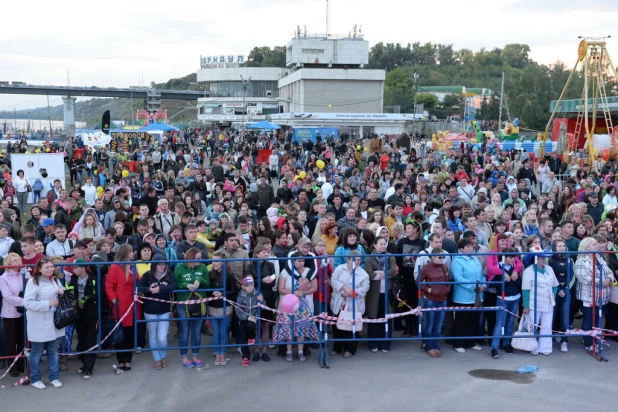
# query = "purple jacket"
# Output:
<box><xmin>0</xmin><ymin>269</ymin><xmax>24</xmax><ymax>318</ymax></box>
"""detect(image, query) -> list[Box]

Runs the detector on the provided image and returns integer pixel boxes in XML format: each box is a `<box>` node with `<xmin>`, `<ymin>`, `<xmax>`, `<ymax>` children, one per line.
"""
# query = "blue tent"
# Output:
<box><xmin>246</xmin><ymin>120</ymin><xmax>281</xmax><ymax>130</ymax></box>
<box><xmin>138</xmin><ymin>123</ymin><xmax>180</xmax><ymax>132</ymax></box>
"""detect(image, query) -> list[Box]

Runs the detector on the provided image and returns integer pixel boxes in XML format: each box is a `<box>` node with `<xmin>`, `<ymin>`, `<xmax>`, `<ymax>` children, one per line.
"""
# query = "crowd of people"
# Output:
<box><xmin>0</xmin><ymin>127</ymin><xmax>617</xmax><ymax>389</ymax></box>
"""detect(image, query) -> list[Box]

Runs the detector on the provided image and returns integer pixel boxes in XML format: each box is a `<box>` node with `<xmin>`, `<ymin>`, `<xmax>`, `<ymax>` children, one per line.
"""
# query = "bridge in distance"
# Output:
<box><xmin>0</xmin><ymin>83</ymin><xmax>204</xmax><ymax>100</ymax></box>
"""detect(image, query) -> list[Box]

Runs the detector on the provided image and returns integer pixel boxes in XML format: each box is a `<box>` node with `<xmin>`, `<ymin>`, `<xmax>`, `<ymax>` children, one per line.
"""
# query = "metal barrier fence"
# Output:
<box><xmin>1</xmin><ymin>250</ymin><xmax>616</xmax><ymax>387</ymax></box>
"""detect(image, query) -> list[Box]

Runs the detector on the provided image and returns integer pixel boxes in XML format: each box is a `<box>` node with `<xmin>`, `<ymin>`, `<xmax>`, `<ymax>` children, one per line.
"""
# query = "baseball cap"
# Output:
<box><xmin>462</xmin><ymin>230</ymin><xmax>477</xmax><ymax>239</ymax></box>
<box><xmin>588</xmin><ymin>192</ymin><xmax>599</xmax><ymax>198</ymax></box>
<box><xmin>112</xmin><ymin>197</ymin><xmax>120</xmax><ymax>204</ymax></box>
<box><xmin>74</xmin><ymin>241</ymin><xmax>87</xmax><ymax>249</ymax></box>
<box><xmin>74</xmin><ymin>257</ymin><xmax>88</xmax><ymax>265</ymax></box>
<box><xmin>42</xmin><ymin>218</ymin><xmax>55</xmax><ymax>227</ymax></box>
<box><xmin>242</xmin><ymin>276</ymin><xmax>254</xmax><ymax>286</ymax></box>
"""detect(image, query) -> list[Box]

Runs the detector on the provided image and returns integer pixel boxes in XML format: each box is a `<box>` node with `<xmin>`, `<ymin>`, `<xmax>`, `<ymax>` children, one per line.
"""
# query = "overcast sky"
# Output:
<box><xmin>1</xmin><ymin>0</ymin><xmax>616</xmax><ymax>111</ymax></box>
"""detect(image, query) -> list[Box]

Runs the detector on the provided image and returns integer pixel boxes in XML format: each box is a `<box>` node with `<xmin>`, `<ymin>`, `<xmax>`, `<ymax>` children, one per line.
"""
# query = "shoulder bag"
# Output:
<box><xmin>511</xmin><ymin>313</ymin><xmax>538</xmax><ymax>352</ymax></box>
<box><xmin>336</xmin><ymin>299</ymin><xmax>364</xmax><ymax>332</ymax></box>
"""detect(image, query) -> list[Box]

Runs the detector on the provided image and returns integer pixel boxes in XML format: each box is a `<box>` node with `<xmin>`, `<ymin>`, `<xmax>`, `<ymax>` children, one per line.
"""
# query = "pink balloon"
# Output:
<box><xmin>280</xmin><ymin>294</ymin><xmax>300</xmax><ymax>314</ymax></box>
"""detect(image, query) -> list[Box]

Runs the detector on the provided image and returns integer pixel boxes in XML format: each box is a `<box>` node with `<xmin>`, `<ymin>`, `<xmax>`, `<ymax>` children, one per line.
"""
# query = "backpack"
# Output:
<box><xmin>32</xmin><ymin>179</ymin><xmax>44</xmax><ymax>192</ymax></box>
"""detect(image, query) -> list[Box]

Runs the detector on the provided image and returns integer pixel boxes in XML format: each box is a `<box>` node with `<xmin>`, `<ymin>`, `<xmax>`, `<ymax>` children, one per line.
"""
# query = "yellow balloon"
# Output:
<box><xmin>96</xmin><ymin>186</ymin><xmax>104</xmax><ymax>193</ymax></box>
<box><xmin>363</xmin><ymin>147</ymin><xmax>368</xmax><ymax>152</ymax></box>
<box><xmin>357</xmin><ymin>145</ymin><xmax>362</xmax><ymax>151</ymax></box>
<box><xmin>45</xmin><ymin>148</ymin><xmax>51</xmax><ymax>153</ymax></box>
<box><xmin>94</xmin><ymin>170</ymin><xmax>98</xmax><ymax>175</ymax></box>
<box><xmin>35</xmin><ymin>149</ymin><xmax>41</xmax><ymax>153</ymax></box>
<box><xmin>25</xmin><ymin>151</ymin><xmax>30</xmax><ymax>154</ymax></box>
<box><xmin>121</xmin><ymin>170</ymin><xmax>129</xmax><ymax>177</ymax></box>
<box><xmin>328</xmin><ymin>104</ymin><xmax>332</xmax><ymax>108</ymax></box>
<box><xmin>299</xmin><ymin>171</ymin><xmax>306</xmax><ymax>179</ymax></box>
<box><xmin>316</xmin><ymin>159</ymin><xmax>325</xmax><ymax>169</ymax></box>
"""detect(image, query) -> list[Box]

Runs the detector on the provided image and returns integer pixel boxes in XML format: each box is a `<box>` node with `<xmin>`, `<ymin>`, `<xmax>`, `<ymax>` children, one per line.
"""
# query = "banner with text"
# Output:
<box><xmin>292</xmin><ymin>127</ymin><xmax>339</xmax><ymax>143</ymax></box>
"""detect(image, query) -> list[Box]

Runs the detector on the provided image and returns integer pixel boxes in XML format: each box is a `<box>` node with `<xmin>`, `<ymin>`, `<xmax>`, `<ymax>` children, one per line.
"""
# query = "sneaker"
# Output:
<box><xmin>50</xmin><ymin>379</ymin><xmax>63</xmax><ymax>388</ymax></box>
<box><xmin>252</xmin><ymin>352</ymin><xmax>260</xmax><ymax>362</ymax></box>
<box><xmin>541</xmin><ymin>352</ymin><xmax>551</xmax><ymax>356</ymax></box>
<box><xmin>268</xmin><ymin>344</ymin><xmax>276</xmax><ymax>349</ymax></box>
<box><xmin>470</xmin><ymin>345</ymin><xmax>483</xmax><ymax>351</ymax></box>
<box><xmin>530</xmin><ymin>350</ymin><xmax>539</xmax><ymax>356</ymax></box>
<box><xmin>77</xmin><ymin>367</ymin><xmax>83</xmax><ymax>374</ymax></box>
<box><xmin>428</xmin><ymin>350</ymin><xmax>439</xmax><ymax>358</ymax></box>
<box><xmin>236</xmin><ymin>347</ymin><xmax>243</xmax><ymax>355</ymax></box>
<box><xmin>242</xmin><ymin>358</ymin><xmax>249</xmax><ymax>367</ymax></box>
<box><xmin>248</xmin><ymin>338</ymin><xmax>256</xmax><ymax>345</ymax></box>
<box><xmin>343</xmin><ymin>351</ymin><xmax>353</xmax><ymax>358</ymax></box>
<box><xmin>261</xmin><ymin>353</ymin><xmax>271</xmax><ymax>362</ymax></box>
<box><xmin>82</xmin><ymin>372</ymin><xmax>92</xmax><ymax>380</ymax></box>
<box><xmin>561</xmin><ymin>342</ymin><xmax>568</xmax><ymax>353</ymax></box>
<box><xmin>503</xmin><ymin>345</ymin><xmax>514</xmax><ymax>354</ymax></box>
<box><xmin>491</xmin><ymin>349</ymin><xmax>499</xmax><ymax>359</ymax></box>
<box><xmin>285</xmin><ymin>352</ymin><xmax>294</xmax><ymax>362</ymax></box>
<box><xmin>31</xmin><ymin>381</ymin><xmax>46</xmax><ymax>390</ymax></box>
<box><xmin>420</xmin><ymin>343</ymin><xmax>427</xmax><ymax>352</ymax></box>
<box><xmin>182</xmin><ymin>359</ymin><xmax>195</xmax><ymax>368</ymax></box>
<box><xmin>298</xmin><ymin>354</ymin><xmax>307</xmax><ymax>362</ymax></box>
<box><xmin>193</xmin><ymin>359</ymin><xmax>203</xmax><ymax>368</ymax></box>
<box><xmin>135</xmin><ymin>347</ymin><xmax>143</xmax><ymax>354</ymax></box>
<box><xmin>454</xmin><ymin>347</ymin><xmax>466</xmax><ymax>353</ymax></box>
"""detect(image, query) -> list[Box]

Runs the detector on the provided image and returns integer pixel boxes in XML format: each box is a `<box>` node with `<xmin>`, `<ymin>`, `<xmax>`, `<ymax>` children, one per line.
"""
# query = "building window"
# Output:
<box><xmin>301</xmin><ymin>49</ymin><xmax>324</xmax><ymax>54</ymax></box>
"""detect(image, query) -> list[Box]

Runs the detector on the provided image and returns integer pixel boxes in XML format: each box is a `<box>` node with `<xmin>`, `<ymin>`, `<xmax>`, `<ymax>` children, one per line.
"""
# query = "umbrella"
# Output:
<box><xmin>138</xmin><ymin>123</ymin><xmax>179</xmax><ymax>132</ymax></box>
<box><xmin>246</xmin><ymin>120</ymin><xmax>281</xmax><ymax>130</ymax></box>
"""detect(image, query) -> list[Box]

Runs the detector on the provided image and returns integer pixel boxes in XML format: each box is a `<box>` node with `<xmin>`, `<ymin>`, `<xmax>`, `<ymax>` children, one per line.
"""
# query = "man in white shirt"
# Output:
<box><xmin>269</xmin><ymin>151</ymin><xmax>279</xmax><ymax>177</ymax></box>
<box><xmin>321</xmin><ymin>174</ymin><xmax>334</xmax><ymax>201</ymax></box>
<box><xmin>154</xmin><ymin>198</ymin><xmax>180</xmax><ymax>239</ymax></box>
<box><xmin>83</xmin><ymin>177</ymin><xmax>97</xmax><ymax>206</ymax></box>
<box><xmin>457</xmin><ymin>178</ymin><xmax>476</xmax><ymax>204</ymax></box>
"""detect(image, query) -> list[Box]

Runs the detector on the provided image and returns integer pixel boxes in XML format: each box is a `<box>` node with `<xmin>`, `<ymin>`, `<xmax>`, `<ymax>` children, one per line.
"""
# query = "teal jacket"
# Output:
<box><xmin>450</xmin><ymin>254</ymin><xmax>486</xmax><ymax>305</ymax></box>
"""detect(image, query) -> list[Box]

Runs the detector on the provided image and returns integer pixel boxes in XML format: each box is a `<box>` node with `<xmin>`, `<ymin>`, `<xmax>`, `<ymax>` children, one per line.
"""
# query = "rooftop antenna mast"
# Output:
<box><xmin>326</xmin><ymin>0</ymin><xmax>331</xmax><ymax>37</ymax></box>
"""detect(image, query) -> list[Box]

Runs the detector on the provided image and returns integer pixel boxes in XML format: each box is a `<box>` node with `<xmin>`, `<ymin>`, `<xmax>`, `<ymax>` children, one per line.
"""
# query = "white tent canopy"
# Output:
<box><xmin>79</xmin><ymin>131</ymin><xmax>112</xmax><ymax>148</ymax></box>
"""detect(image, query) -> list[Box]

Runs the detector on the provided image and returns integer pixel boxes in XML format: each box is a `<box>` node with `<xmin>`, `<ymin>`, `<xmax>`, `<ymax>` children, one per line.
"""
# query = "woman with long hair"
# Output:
<box><xmin>321</xmin><ymin>221</ymin><xmax>340</xmax><ymax>255</ymax></box>
<box><xmin>447</xmin><ymin>205</ymin><xmax>465</xmax><ymax>233</ymax></box>
<box><xmin>193</xmin><ymin>192</ymin><xmax>207</xmax><ymax>217</ymax></box>
<box><xmin>24</xmin><ymin>257</ymin><xmax>66</xmax><ymax>389</ymax></box>
<box><xmin>548</xmin><ymin>238</ymin><xmax>574</xmax><ymax>353</ymax></box>
<box><xmin>521</xmin><ymin>209</ymin><xmax>539</xmax><ymax>237</ymax></box>
<box><xmin>368</xmin><ymin>209</ymin><xmax>385</xmax><ymax>227</ymax></box>
<box><xmin>105</xmin><ymin>244</ymin><xmax>137</xmax><ymax>371</ymax></box>
<box><xmin>257</xmin><ymin>217</ymin><xmax>273</xmax><ymax>240</ymax></box>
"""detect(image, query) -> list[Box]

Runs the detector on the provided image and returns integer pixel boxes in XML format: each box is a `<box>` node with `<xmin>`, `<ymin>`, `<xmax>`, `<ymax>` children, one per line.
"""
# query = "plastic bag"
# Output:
<box><xmin>54</xmin><ymin>294</ymin><xmax>78</xmax><ymax>329</ymax></box>
<box><xmin>515</xmin><ymin>365</ymin><xmax>539</xmax><ymax>374</ymax></box>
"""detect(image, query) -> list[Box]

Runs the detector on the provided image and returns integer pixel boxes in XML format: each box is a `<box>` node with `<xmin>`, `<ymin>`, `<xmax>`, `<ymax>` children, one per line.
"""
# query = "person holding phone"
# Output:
<box><xmin>137</xmin><ymin>253</ymin><xmax>176</xmax><ymax>370</ymax></box>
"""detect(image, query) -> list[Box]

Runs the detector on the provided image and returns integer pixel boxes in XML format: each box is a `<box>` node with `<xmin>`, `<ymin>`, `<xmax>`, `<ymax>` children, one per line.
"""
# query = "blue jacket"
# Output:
<box><xmin>450</xmin><ymin>254</ymin><xmax>486</xmax><ymax>304</ymax></box>
<box><xmin>447</xmin><ymin>218</ymin><xmax>465</xmax><ymax>233</ymax></box>
<box><xmin>334</xmin><ymin>244</ymin><xmax>366</xmax><ymax>268</ymax></box>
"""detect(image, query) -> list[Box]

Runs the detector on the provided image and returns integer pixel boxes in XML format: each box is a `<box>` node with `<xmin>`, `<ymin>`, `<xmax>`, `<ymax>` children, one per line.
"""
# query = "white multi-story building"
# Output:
<box><xmin>196</xmin><ymin>27</ymin><xmax>395</xmax><ymax>133</ymax></box>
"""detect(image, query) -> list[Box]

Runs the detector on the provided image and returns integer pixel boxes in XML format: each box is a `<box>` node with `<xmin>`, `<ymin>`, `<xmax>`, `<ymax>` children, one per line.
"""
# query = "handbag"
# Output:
<box><xmin>102</xmin><ymin>301</ymin><xmax>125</xmax><ymax>345</ymax></box>
<box><xmin>26</xmin><ymin>184</ymin><xmax>32</xmax><ymax>192</ymax></box>
<box><xmin>16</xmin><ymin>291</ymin><xmax>25</xmax><ymax>314</ymax></box>
<box><xmin>511</xmin><ymin>313</ymin><xmax>538</xmax><ymax>352</ymax></box>
<box><xmin>336</xmin><ymin>300</ymin><xmax>364</xmax><ymax>332</ymax></box>
<box><xmin>474</xmin><ymin>282</ymin><xmax>482</xmax><ymax>308</ymax></box>
<box><xmin>54</xmin><ymin>294</ymin><xmax>78</xmax><ymax>329</ymax></box>
<box><xmin>185</xmin><ymin>292</ymin><xmax>206</xmax><ymax>318</ymax></box>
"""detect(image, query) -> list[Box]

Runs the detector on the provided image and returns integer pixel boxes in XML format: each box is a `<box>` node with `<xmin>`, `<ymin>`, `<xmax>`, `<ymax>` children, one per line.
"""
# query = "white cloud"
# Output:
<box><xmin>0</xmin><ymin>0</ymin><xmax>616</xmax><ymax>109</ymax></box>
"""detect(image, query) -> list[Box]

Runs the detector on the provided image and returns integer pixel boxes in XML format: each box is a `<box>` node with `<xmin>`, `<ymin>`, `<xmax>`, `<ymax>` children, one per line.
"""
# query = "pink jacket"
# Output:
<box><xmin>0</xmin><ymin>269</ymin><xmax>24</xmax><ymax>318</ymax></box>
<box><xmin>486</xmin><ymin>249</ymin><xmax>523</xmax><ymax>281</ymax></box>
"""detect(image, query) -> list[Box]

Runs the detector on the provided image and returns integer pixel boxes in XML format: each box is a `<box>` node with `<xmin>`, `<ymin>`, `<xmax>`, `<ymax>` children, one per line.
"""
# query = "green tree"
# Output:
<box><xmin>502</xmin><ymin>44</ymin><xmax>531</xmax><ymax>69</ymax></box>
<box><xmin>442</xmin><ymin>93</ymin><xmax>463</xmax><ymax>109</ymax></box>
<box><xmin>416</xmin><ymin>93</ymin><xmax>439</xmax><ymax>109</ymax></box>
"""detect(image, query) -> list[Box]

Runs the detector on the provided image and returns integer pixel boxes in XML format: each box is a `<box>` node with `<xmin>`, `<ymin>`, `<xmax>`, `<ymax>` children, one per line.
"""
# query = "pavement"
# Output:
<box><xmin>1</xmin><ymin>330</ymin><xmax>615</xmax><ymax>412</ymax></box>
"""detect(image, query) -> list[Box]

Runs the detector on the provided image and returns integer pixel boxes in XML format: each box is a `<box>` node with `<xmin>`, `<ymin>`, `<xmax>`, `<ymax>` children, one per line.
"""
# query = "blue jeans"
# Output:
<box><xmin>491</xmin><ymin>298</ymin><xmax>520</xmax><ymax>350</ymax></box>
<box><xmin>176</xmin><ymin>305</ymin><xmax>203</xmax><ymax>357</ymax></box>
<box><xmin>210</xmin><ymin>313</ymin><xmax>232</xmax><ymax>355</ymax></box>
<box><xmin>30</xmin><ymin>339</ymin><xmax>60</xmax><ymax>384</ymax></box>
<box><xmin>582</xmin><ymin>304</ymin><xmax>607</xmax><ymax>348</ymax></box>
<box><xmin>422</xmin><ymin>298</ymin><xmax>447</xmax><ymax>351</ymax></box>
<box><xmin>144</xmin><ymin>312</ymin><xmax>170</xmax><ymax>361</ymax></box>
<box><xmin>553</xmin><ymin>292</ymin><xmax>570</xmax><ymax>343</ymax></box>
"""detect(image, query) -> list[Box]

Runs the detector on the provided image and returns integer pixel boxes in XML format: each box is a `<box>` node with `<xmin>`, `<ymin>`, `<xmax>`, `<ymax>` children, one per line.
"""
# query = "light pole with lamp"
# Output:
<box><xmin>240</xmin><ymin>75</ymin><xmax>252</xmax><ymax>138</ymax></box>
<box><xmin>412</xmin><ymin>72</ymin><xmax>419</xmax><ymax>135</ymax></box>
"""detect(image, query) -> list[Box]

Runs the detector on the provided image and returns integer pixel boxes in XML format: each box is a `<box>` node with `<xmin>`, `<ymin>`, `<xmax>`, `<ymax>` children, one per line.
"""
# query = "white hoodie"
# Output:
<box><xmin>83</xmin><ymin>183</ymin><xmax>97</xmax><ymax>206</ymax></box>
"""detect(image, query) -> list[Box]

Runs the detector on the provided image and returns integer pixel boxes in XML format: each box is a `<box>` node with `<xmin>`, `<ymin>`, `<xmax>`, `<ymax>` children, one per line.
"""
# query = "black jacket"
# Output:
<box><xmin>137</xmin><ymin>269</ymin><xmax>177</xmax><ymax>314</ymax></box>
<box><xmin>54</xmin><ymin>206</ymin><xmax>71</xmax><ymax>230</ymax></box>
<box><xmin>67</xmin><ymin>273</ymin><xmax>99</xmax><ymax>323</ymax></box>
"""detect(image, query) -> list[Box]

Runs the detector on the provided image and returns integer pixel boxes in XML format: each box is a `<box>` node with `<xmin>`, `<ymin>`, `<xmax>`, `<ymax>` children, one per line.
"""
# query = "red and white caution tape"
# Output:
<box><xmin>0</xmin><ymin>349</ymin><xmax>28</xmax><ymax>389</ymax></box>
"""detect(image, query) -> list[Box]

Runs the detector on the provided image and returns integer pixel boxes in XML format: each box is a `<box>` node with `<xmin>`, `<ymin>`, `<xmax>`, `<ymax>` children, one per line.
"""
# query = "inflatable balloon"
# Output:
<box><xmin>280</xmin><ymin>293</ymin><xmax>300</xmax><ymax>314</ymax></box>
<box><xmin>299</xmin><ymin>170</ymin><xmax>306</xmax><ymax>179</ymax></box>
<box><xmin>121</xmin><ymin>170</ymin><xmax>129</xmax><ymax>178</ymax></box>
<box><xmin>35</xmin><ymin>149</ymin><xmax>41</xmax><ymax>154</ymax></box>
<box><xmin>45</xmin><ymin>148</ymin><xmax>51</xmax><ymax>153</ymax></box>
<box><xmin>601</xmin><ymin>148</ymin><xmax>611</xmax><ymax>162</ymax></box>
<box><xmin>357</xmin><ymin>145</ymin><xmax>362</xmax><ymax>151</ymax></box>
<box><xmin>316</xmin><ymin>160</ymin><xmax>325</xmax><ymax>169</ymax></box>
<box><xmin>97</xmin><ymin>186</ymin><xmax>104</xmax><ymax>193</ymax></box>
<box><xmin>363</xmin><ymin>147</ymin><xmax>368</xmax><ymax>152</ymax></box>
<box><xmin>94</xmin><ymin>170</ymin><xmax>98</xmax><ymax>175</ymax></box>
<box><xmin>24</xmin><ymin>151</ymin><xmax>30</xmax><ymax>154</ymax></box>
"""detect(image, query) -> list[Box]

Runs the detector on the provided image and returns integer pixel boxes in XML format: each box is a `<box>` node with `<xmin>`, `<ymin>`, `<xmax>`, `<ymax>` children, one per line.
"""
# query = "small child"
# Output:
<box><xmin>235</xmin><ymin>276</ymin><xmax>263</xmax><ymax>367</ymax></box>
<box><xmin>489</xmin><ymin>247</ymin><xmax>522</xmax><ymax>358</ymax></box>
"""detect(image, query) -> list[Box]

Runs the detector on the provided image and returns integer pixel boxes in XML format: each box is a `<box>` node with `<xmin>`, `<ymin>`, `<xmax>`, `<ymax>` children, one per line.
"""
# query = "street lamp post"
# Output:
<box><xmin>240</xmin><ymin>75</ymin><xmax>252</xmax><ymax>138</ymax></box>
<box><xmin>412</xmin><ymin>72</ymin><xmax>420</xmax><ymax>135</ymax></box>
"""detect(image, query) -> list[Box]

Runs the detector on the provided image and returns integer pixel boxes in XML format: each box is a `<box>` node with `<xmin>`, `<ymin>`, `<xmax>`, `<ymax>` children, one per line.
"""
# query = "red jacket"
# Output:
<box><xmin>105</xmin><ymin>264</ymin><xmax>138</xmax><ymax>327</ymax></box>
<box><xmin>486</xmin><ymin>249</ymin><xmax>523</xmax><ymax>281</ymax></box>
